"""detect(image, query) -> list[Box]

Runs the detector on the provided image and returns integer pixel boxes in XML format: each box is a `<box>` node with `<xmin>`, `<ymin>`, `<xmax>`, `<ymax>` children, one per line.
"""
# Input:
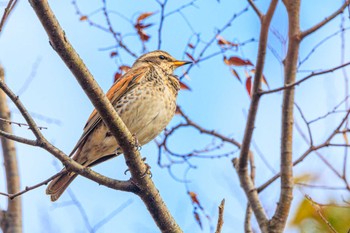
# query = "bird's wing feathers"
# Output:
<box><xmin>69</xmin><ymin>65</ymin><xmax>150</xmax><ymax>157</ymax></box>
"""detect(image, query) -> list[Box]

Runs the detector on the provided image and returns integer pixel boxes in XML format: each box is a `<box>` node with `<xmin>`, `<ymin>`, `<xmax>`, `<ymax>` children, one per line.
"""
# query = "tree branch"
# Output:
<box><xmin>247</xmin><ymin>0</ymin><xmax>263</xmax><ymax>20</ymax></box>
<box><xmin>0</xmin><ymin>0</ymin><xmax>18</xmax><ymax>34</ymax></box>
<box><xmin>261</xmin><ymin>61</ymin><xmax>350</xmax><ymax>95</ymax></box>
<box><xmin>28</xmin><ymin>0</ymin><xmax>182</xmax><ymax>232</ymax></box>
<box><xmin>236</xmin><ymin>0</ymin><xmax>278</xmax><ymax>231</ymax></box>
<box><xmin>268</xmin><ymin>1</ymin><xmax>301</xmax><ymax>231</ymax></box>
<box><xmin>214</xmin><ymin>199</ymin><xmax>225</xmax><ymax>233</ymax></box>
<box><xmin>301</xmin><ymin>0</ymin><xmax>350</xmax><ymax>39</ymax></box>
<box><xmin>0</xmin><ymin>65</ymin><xmax>22</xmax><ymax>233</ymax></box>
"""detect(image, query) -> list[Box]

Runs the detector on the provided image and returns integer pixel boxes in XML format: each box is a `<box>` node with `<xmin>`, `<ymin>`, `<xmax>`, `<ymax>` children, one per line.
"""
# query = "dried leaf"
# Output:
<box><xmin>110</xmin><ymin>51</ymin><xmax>118</xmax><ymax>58</ymax></box>
<box><xmin>224</xmin><ymin>56</ymin><xmax>253</xmax><ymax>66</ymax></box>
<box><xmin>179</xmin><ymin>81</ymin><xmax>191</xmax><ymax>91</ymax></box>
<box><xmin>193</xmin><ymin>209</ymin><xmax>203</xmax><ymax>230</ymax></box>
<box><xmin>137</xmin><ymin>12</ymin><xmax>154</xmax><ymax>23</ymax></box>
<box><xmin>188</xmin><ymin>43</ymin><xmax>195</xmax><ymax>49</ymax></box>
<box><xmin>114</xmin><ymin>72</ymin><xmax>122</xmax><ymax>82</ymax></box>
<box><xmin>188</xmin><ymin>191</ymin><xmax>200</xmax><ymax>205</ymax></box>
<box><xmin>185</xmin><ymin>52</ymin><xmax>196</xmax><ymax>63</ymax></box>
<box><xmin>217</xmin><ymin>35</ymin><xmax>238</xmax><ymax>48</ymax></box>
<box><xmin>80</xmin><ymin>15</ymin><xmax>88</xmax><ymax>21</ymax></box>
<box><xmin>137</xmin><ymin>29</ymin><xmax>150</xmax><ymax>42</ymax></box>
<box><xmin>245</xmin><ymin>76</ymin><xmax>252</xmax><ymax>98</ymax></box>
<box><xmin>230</xmin><ymin>68</ymin><xmax>241</xmax><ymax>83</ymax></box>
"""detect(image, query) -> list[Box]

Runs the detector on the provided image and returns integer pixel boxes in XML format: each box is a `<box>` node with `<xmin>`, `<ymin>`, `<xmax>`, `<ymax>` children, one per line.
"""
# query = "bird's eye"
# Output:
<box><xmin>159</xmin><ymin>55</ymin><xmax>166</xmax><ymax>60</ymax></box>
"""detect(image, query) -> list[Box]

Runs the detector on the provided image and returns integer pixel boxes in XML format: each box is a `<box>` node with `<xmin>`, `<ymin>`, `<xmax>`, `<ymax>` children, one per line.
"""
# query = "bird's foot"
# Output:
<box><xmin>132</xmin><ymin>134</ymin><xmax>142</xmax><ymax>151</ymax></box>
<box><xmin>140</xmin><ymin>157</ymin><xmax>152</xmax><ymax>178</ymax></box>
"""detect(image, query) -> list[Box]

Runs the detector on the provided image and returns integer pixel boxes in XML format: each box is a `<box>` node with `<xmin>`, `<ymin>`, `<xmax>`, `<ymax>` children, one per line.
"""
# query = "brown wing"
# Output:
<box><xmin>69</xmin><ymin>65</ymin><xmax>150</xmax><ymax>157</ymax></box>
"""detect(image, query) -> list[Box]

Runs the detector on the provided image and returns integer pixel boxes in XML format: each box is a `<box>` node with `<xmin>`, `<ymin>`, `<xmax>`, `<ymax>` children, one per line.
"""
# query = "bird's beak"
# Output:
<box><xmin>172</xmin><ymin>60</ymin><xmax>192</xmax><ymax>68</ymax></box>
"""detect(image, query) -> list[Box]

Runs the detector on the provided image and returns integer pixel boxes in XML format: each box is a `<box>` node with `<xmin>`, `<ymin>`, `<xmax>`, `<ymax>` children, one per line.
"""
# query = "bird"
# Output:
<box><xmin>46</xmin><ymin>50</ymin><xmax>191</xmax><ymax>201</ymax></box>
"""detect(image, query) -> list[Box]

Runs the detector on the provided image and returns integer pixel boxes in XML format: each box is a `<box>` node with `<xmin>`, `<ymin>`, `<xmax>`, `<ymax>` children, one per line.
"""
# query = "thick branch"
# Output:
<box><xmin>269</xmin><ymin>1</ymin><xmax>301</xmax><ymax>231</ymax></box>
<box><xmin>237</xmin><ymin>1</ymin><xmax>278</xmax><ymax>232</ymax></box>
<box><xmin>0</xmin><ymin>65</ymin><xmax>22</xmax><ymax>233</ymax></box>
<box><xmin>28</xmin><ymin>1</ymin><xmax>182</xmax><ymax>232</ymax></box>
<box><xmin>301</xmin><ymin>0</ymin><xmax>350</xmax><ymax>38</ymax></box>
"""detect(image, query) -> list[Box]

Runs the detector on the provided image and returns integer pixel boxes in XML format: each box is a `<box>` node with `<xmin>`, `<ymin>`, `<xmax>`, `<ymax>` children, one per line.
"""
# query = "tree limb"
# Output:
<box><xmin>237</xmin><ymin>0</ymin><xmax>278</xmax><ymax>231</ymax></box>
<box><xmin>0</xmin><ymin>65</ymin><xmax>22</xmax><ymax>233</ymax></box>
<box><xmin>28</xmin><ymin>0</ymin><xmax>182</xmax><ymax>232</ymax></box>
<box><xmin>301</xmin><ymin>0</ymin><xmax>350</xmax><ymax>39</ymax></box>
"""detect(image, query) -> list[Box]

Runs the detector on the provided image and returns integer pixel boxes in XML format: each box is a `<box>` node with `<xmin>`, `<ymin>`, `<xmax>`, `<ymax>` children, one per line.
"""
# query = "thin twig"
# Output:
<box><xmin>214</xmin><ymin>199</ymin><xmax>225</xmax><ymax>233</ymax></box>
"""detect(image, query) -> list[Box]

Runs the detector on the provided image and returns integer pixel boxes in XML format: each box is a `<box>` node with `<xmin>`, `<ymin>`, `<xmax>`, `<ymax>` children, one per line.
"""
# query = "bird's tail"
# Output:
<box><xmin>46</xmin><ymin>171</ymin><xmax>78</xmax><ymax>202</ymax></box>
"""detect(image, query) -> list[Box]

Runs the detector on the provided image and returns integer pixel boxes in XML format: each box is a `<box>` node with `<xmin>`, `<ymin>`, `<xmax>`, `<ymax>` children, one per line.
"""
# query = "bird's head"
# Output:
<box><xmin>133</xmin><ymin>50</ymin><xmax>192</xmax><ymax>73</ymax></box>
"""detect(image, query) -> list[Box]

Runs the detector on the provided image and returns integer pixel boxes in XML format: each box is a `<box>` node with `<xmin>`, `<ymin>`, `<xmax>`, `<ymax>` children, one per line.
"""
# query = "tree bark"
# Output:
<box><xmin>0</xmin><ymin>65</ymin><xmax>22</xmax><ymax>233</ymax></box>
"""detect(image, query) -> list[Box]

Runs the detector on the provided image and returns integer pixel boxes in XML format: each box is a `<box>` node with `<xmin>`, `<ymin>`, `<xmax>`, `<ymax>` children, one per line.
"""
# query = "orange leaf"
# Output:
<box><xmin>230</xmin><ymin>68</ymin><xmax>241</xmax><ymax>83</ymax></box>
<box><xmin>185</xmin><ymin>52</ymin><xmax>196</xmax><ymax>63</ymax></box>
<box><xmin>245</xmin><ymin>76</ymin><xmax>252</xmax><ymax>98</ymax></box>
<box><xmin>224</xmin><ymin>56</ymin><xmax>253</xmax><ymax>66</ymax></box>
<box><xmin>179</xmin><ymin>81</ymin><xmax>191</xmax><ymax>91</ymax></box>
<box><xmin>79</xmin><ymin>15</ymin><xmax>88</xmax><ymax>21</ymax></box>
<box><xmin>137</xmin><ymin>12</ymin><xmax>154</xmax><ymax>23</ymax></box>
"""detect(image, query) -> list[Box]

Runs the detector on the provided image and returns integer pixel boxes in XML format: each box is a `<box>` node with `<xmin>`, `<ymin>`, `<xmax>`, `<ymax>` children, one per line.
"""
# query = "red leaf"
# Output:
<box><xmin>188</xmin><ymin>191</ymin><xmax>200</xmax><ymax>205</ymax></box>
<box><xmin>193</xmin><ymin>209</ymin><xmax>203</xmax><ymax>230</ymax></box>
<box><xmin>179</xmin><ymin>81</ymin><xmax>191</xmax><ymax>91</ymax></box>
<box><xmin>137</xmin><ymin>29</ymin><xmax>150</xmax><ymax>42</ymax></box>
<box><xmin>188</xmin><ymin>43</ymin><xmax>195</xmax><ymax>49</ymax></box>
<box><xmin>137</xmin><ymin>12</ymin><xmax>154</xmax><ymax>23</ymax></box>
<box><xmin>185</xmin><ymin>52</ymin><xmax>196</xmax><ymax>63</ymax></box>
<box><xmin>114</xmin><ymin>72</ymin><xmax>122</xmax><ymax>82</ymax></box>
<box><xmin>110</xmin><ymin>51</ymin><xmax>118</xmax><ymax>58</ymax></box>
<box><xmin>224</xmin><ymin>56</ymin><xmax>253</xmax><ymax>66</ymax></box>
<box><xmin>79</xmin><ymin>15</ymin><xmax>88</xmax><ymax>21</ymax></box>
<box><xmin>245</xmin><ymin>76</ymin><xmax>252</xmax><ymax>98</ymax></box>
<box><xmin>230</xmin><ymin>68</ymin><xmax>241</xmax><ymax>83</ymax></box>
<box><xmin>217</xmin><ymin>35</ymin><xmax>238</xmax><ymax>48</ymax></box>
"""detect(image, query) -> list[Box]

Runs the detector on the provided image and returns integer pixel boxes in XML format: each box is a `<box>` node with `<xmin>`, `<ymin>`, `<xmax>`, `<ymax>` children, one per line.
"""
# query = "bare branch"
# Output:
<box><xmin>0</xmin><ymin>0</ymin><xmax>18</xmax><ymax>34</ymax></box>
<box><xmin>214</xmin><ymin>199</ymin><xmax>225</xmax><ymax>233</ymax></box>
<box><xmin>269</xmin><ymin>1</ymin><xmax>301</xmax><ymax>231</ymax></box>
<box><xmin>0</xmin><ymin>65</ymin><xmax>22</xmax><ymax>233</ymax></box>
<box><xmin>0</xmin><ymin>170</ymin><xmax>67</xmax><ymax>200</ymax></box>
<box><xmin>247</xmin><ymin>0</ymin><xmax>263</xmax><ymax>20</ymax></box>
<box><xmin>261</xmin><ymin>61</ymin><xmax>350</xmax><ymax>95</ymax></box>
<box><xmin>236</xmin><ymin>1</ymin><xmax>279</xmax><ymax>231</ymax></box>
<box><xmin>301</xmin><ymin>0</ymin><xmax>350</xmax><ymax>39</ymax></box>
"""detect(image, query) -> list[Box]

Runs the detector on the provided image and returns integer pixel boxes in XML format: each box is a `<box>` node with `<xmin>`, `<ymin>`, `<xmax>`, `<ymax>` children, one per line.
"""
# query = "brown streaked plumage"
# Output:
<box><xmin>46</xmin><ymin>50</ymin><xmax>191</xmax><ymax>201</ymax></box>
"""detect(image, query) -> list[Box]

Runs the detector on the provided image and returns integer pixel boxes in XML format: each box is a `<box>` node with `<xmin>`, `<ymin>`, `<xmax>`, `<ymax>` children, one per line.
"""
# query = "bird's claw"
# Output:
<box><xmin>132</xmin><ymin>134</ymin><xmax>142</xmax><ymax>151</ymax></box>
<box><xmin>140</xmin><ymin>158</ymin><xmax>152</xmax><ymax>178</ymax></box>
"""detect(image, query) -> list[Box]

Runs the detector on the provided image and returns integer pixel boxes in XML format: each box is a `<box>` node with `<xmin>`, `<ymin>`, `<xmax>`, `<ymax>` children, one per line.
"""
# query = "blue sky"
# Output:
<box><xmin>0</xmin><ymin>0</ymin><xmax>349</xmax><ymax>232</ymax></box>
